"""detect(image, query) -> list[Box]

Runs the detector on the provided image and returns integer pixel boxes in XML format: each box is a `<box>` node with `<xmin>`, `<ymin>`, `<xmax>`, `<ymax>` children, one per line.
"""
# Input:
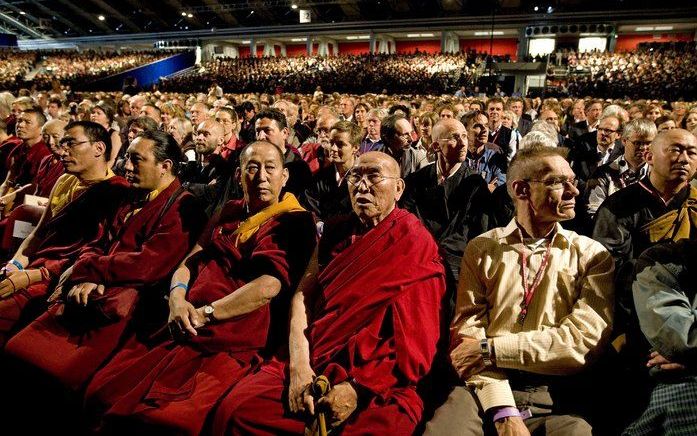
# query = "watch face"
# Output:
<box><xmin>204</xmin><ymin>305</ymin><xmax>214</xmax><ymax>315</ymax></box>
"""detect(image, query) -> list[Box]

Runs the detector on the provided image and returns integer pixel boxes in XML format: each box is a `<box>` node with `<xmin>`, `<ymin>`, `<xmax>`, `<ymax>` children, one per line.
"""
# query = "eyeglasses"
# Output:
<box><xmin>525</xmin><ymin>176</ymin><xmax>578</xmax><ymax>190</ymax></box>
<box><xmin>57</xmin><ymin>139</ymin><xmax>90</xmax><ymax>151</ymax></box>
<box><xmin>346</xmin><ymin>171</ymin><xmax>399</xmax><ymax>188</ymax></box>
<box><xmin>597</xmin><ymin>127</ymin><xmax>619</xmax><ymax>134</ymax></box>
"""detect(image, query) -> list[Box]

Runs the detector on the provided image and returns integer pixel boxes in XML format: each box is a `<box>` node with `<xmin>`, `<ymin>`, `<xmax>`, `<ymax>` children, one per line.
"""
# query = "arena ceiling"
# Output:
<box><xmin>0</xmin><ymin>0</ymin><xmax>695</xmax><ymax>39</ymax></box>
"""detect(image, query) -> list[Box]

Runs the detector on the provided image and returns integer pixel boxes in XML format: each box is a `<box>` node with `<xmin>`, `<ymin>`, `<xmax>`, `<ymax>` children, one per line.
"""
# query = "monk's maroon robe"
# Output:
<box><xmin>83</xmin><ymin>199</ymin><xmax>317</xmax><ymax>435</ymax></box>
<box><xmin>34</xmin><ymin>154</ymin><xmax>64</xmax><ymax>197</ymax></box>
<box><xmin>5</xmin><ymin>180</ymin><xmax>206</xmax><ymax>390</ymax></box>
<box><xmin>213</xmin><ymin>207</ymin><xmax>446</xmax><ymax>435</ymax></box>
<box><xmin>0</xmin><ymin>176</ymin><xmax>129</xmax><ymax>345</ymax></box>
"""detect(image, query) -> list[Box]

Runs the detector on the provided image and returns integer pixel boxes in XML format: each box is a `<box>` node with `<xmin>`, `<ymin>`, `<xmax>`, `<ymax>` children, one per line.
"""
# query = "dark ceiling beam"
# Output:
<box><xmin>120</xmin><ymin>0</ymin><xmax>171</xmax><ymax>30</ymax></box>
<box><xmin>200</xmin><ymin>0</ymin><xmax>239</xmax><ymax>27</ymax></box>
<box><xmin>0</xmin><ymin>10</ymin><xmax>48</xmax><ymax>37</ymax></box>
<box><xmin>51</xmin><ymin>0</ymin><xmax>113</xmax><ymax>34</ymax></box>
<box><xmin>27</xmin><ymin>0</ymin><xmax>89</xmax><ymax>35</ymax></box>
<box><xmin>0</xmin><ymin>0</ymin><xmax>63</xmax><ymax>36</ymax></box>
<box><xmin>84</xmin><ymin>0</ymin><xmax>141</xmax><ymax>33</ymax></box>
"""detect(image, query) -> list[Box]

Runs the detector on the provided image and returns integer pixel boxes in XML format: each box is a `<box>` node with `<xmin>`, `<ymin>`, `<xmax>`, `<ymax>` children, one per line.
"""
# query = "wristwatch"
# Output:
<box><xmin>203</xmin><ymin>304</ymin><xmax>217</xmax><ymax>322</ymax></box>
<box><xmin>480</xmin><ymin>339</ymin><xmax>493</xmax><ymax>366</ymax></box>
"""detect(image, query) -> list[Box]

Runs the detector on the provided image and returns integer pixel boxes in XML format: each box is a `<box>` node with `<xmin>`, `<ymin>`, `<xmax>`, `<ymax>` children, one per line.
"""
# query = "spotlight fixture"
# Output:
<box><xmin>291</xmin><ymin>4</ymin><xmax>298</xmax><ymax>9</ymax></box>
<box><xmin>98</xmin><ymin>15</ymin><xmax>105</xmax><ymax>21</ymax></box>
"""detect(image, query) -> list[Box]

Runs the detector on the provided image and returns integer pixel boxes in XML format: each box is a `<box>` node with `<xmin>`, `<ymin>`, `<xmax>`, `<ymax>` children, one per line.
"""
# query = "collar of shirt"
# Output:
<box><xmin>436</xmin><ymin>158</ymin><xmax>461</xmax><ymax>185</ymax></box>
<box><xmin>500</xmin><ymin>218</ymin><xmax>572</xmax><ymax>247</ymax></box>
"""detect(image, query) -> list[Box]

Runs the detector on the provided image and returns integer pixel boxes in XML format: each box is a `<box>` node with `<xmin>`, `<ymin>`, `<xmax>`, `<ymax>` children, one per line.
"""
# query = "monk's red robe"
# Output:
<box><xmin>5</xmin><ymin>180</ymin><xmax>206</xmax><ymax>390</ymax></box>
<box><xmin>83</xmin><ymin>199</ymin><xmax>317</xmax><ymax>435</ymax></box>
<box><xmin>8</xmin><ymin>139</ymin><xmax>51</xmax><ymax>187</ymax></box>
<box><xmin>0</xmin><ymin>175</ymin><xmax>129</xmax><ymax>345</ymax></box>
<box><xmin>34</xmin><ymin>155</ymin><xmax>64</xmax><ymax>197</ymax></box>
<box><xmin>212</xmin><ymin>207</ymin><xmax>446</xmax><ymax>435</ymax></box>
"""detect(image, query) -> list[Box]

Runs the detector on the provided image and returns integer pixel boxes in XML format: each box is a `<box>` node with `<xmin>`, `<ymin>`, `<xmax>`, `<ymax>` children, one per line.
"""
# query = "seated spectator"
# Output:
<box><xmin>0</xmin><ymin>121</ymin><xmax>128</xmax><ymax>346</ymax></box>
<box><xmin>299</xmin><ymin>113</ymin><xmax>337</xmax><ymax>175</ymax></box>
<box><xmin>212</xmin><ymin>151</ymin><xmax>446</xmax><ymax>436</ymax></box>
<box><xmin>381</xmin><ymin>113</ymin><xmax>428</xmax><ymax>177</ymax></box>
<box><xmin>82</xmin><ymin>140</ymin><xmax>316</xmax><ymax>435</ymax></box>
<box><xmin>4</xmin><ymin>131</ymin><xmax>207</xmax><ymax>421</ymax></box>
<box><xmin>654</xmin><ymin>115</ymin><xmax>677</xmax><ymax>133</ymax></box>
<box><xmin>301</xmin><ymin>121</ymin><xmax>360</xmax><ymax>226</ymax></box>
<box><xmin>585</xmin><ymin>118</ymin><xmax>656</xmax><ymax>221</ymax></box>
<box><xmin>167</xmin><ymin>117</ymin><xmax>195</xmax><ymax>161</ymax></box>
<box><xmin>359</xmin><ymin>108</ymin><xmax>386</xmax><ymax>154</ymax></box>
<box><xmin>90</xmin><ymin>101</ymin><xmax>122</xmax><ymax>165</ymax></box>
<box><xmin>625</xmin><ymin>239</ymin><xmax>697</xmax><ymax>435</ymax></box>
<box><xmin>463</xmin><ymin>110</ymin><xmax>506</xmax><ymax>191</ymax></box>
<box><xmin>425</xmin><ymin>146</ymin><xmax>614</xmax><ymax>436</ymax></box>
<box><xmin>215</xmin><ymin>106</ymin><xmax>242</xmax><ymax>160</ymax></box>
<box><xmin>415</xmin><ymin>111</ymin><xmax>438</xmax><ymax>162</ymax></box>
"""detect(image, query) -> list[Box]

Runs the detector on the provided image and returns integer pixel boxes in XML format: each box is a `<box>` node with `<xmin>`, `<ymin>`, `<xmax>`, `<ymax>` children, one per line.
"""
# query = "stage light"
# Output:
<box><xmin>187</xmin><ymin>13</ymin><xmax>193</xmax><ymax>18</ymax></box>
<box><xmin>98</xmin><ymin>15</ymin><xmax>105</xmax><ymax>21</ymax></box>
<box><xmin>534</xmin><ymin>6</ymin><xmax>539</xmax><ymax>12</ymax></box>
<box><xmin>292</xmin><ymin>4</ymin><xmax>298</xmax><ymax>9</ymax></box>
<box><xmin>182</xmin><ymin>12</ymin><xmax>187</xmax><ymax>16</ymax></box>
<box><xmin>19</xmin><ymin>11</ymin><xmax>26</xmax><ymax>15</ymax></box>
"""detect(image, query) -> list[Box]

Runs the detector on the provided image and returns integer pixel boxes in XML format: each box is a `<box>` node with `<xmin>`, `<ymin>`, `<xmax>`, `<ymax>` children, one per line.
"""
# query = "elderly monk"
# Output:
<box><xmin>82</xmin><ymin>141</ymin><xmax>317</xmax><ymax>435</ymax></box>
<box><xmin>0</xmin><ymin>121</ymin><xmax>129</xmax><ymax>345</ymax></box>
<box><xmin>5</xmin><ymin>130</ymin><xmax>206</xmax><ymax>392</ymax></box>
<box><xmin>212</xmin><ymin>151</ymin><xmax>446</xmax><ymax>435</ymax></box>
<box><xmin>425</xmin><ymin>146</ymin><xmax>614</xmax><ymax>436</ymax></box>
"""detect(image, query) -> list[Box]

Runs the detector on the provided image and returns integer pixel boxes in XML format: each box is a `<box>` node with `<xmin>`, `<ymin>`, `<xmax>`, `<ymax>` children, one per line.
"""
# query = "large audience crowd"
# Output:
<box><xmin>567</xmin><ymin>42</ymin><xmax>697</xmax><ymax>100</ymax></box>
<box><xmin>161</xmin><ymin>52</ymin><xmax>484</xmax><ymax>95</ymax></box>
<box><xmin>0</xmin><ymin>39</ymin><xmax>693</xmax><ymax>435</ymax></box>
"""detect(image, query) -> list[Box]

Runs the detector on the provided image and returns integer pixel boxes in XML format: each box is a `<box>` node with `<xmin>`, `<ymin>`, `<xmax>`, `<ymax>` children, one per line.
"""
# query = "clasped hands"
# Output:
<box><xmin>288</xmin><ymin>364</ymin><xmax>358</xmax><ymax>428</ymax></box>
<box><xmin>167</xmin><ymin>288</ymin><xmax>210</xmax><ymax>338</ymax></box>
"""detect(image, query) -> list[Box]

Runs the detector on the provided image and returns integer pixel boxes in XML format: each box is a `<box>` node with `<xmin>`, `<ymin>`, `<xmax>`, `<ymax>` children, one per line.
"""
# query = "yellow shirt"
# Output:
<box><xmin>49</xmin><ymin>169</ymin><xmax>115</xmax><ymax>216</ymax></box>
<box><xmin>452</xmin><ymin>219</ymin><xmax>615</xmax><ymax>411</ymax></box>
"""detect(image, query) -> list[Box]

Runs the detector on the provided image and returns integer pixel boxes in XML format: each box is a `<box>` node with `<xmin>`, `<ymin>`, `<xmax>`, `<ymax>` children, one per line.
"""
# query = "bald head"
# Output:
<box><xmin>42</xmin><ymin>118</ymin><xmax>68</xmax><ymax>149</ymax></box>
<box><xmin>432</xmin><ymin>118</ymin><xmax>466</xmax><ymax>141</ymax></box>
<box><xmin>348</xmin><ymin>151</ymin><xmax>404</xmax><ymax>227</ymax></box>
<box><xmin>650</xmin><ymin>128</ymin><xmax>697</xmax><ymax>153</ymax></box>
<box><xmin>357</xmin><ymin>151</ymin><xmax>401</xmax><ymax>178</ymax></box>
<box><xmin>194</xmin><ymin>119</ymin><xmax>224</xmax><ymax>156</ymax></box>
<box><xmin>647</xmin><ymin>128</ymin><xmax>697</xmax><ymax>188</ymax></box>
<box><xmin>240</xmin><ymin>140</ymin><xmax>284</xmax><ymax>167</ymax></box>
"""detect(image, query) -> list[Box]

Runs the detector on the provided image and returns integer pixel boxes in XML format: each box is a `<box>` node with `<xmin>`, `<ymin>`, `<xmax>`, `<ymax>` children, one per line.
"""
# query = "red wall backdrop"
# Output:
<box><xmin>395</xmin><ymin>40</ymin><xmax>442</xmax><ymax>54</ymax></box>
<box><xmin>238</xmin><ymin>46</ymin><xmax>265</xmax><ymax>57</ymax></box>
<box><xmin>285</xmin><ymin>44</ymin><xmax>307</xmax><ymax>57</ymax></box>
<box><xmin>615</xmin><ymin>32</ymin><xmax>694</xmax><ymax>52</ymax></box>
<box><xmin>338</xmin><ymin>42</ymin><xmax>370</xmax><ymax>55</ymax></box>
<box><xmin>460</xmin><ymin>38</ymin><xmax>519</xmax><ymax>59</ymax></box>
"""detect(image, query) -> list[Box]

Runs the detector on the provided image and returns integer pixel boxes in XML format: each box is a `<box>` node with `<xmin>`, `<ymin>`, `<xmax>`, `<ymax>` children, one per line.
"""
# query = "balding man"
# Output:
<box><xmin>212</xmin><ymin>151</ymin><xmax>446</xmax><ymax>435</ymax></box>
<box><xmin>189</xmin><ymin>102</ymin><xmax>210</xmax><ymax>127</ymax></box>
<box><xmin>184</xmin><ymin>119</ymin><xmax>234</xmax><ymax>217</ymax></box>
<box><xmin>401</xmin><ymin>117</ymin><xmax>490</xmax><ymax>282</ymax></box>
<box><xmin>593</xmin><ymin>129</ymin><xmax>697</xmax><ymax>430</ymax></box>
<box><xmin>83</xmin><ymin>141</ymin><xmax>317</xmax><ymax>435</ymax></box>
<box><xmin>425</xmin><ymin>146</ymin><xmax>614</xmax><ymax>436</ymax></box>
<box><xmin>128</xmin><ymin>95</ymin><xmax>146</xmax><ymax>117</ymax></box>
<box><xmin>34</xmin><ymin>118</ymin><xmax>68</xmax><ymax>198</ymax></box>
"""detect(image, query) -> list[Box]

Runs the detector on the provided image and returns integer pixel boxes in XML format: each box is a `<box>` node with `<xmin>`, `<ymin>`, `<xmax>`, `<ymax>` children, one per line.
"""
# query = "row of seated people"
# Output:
<box><xmin>0</xmin><ymin>91</ymin><xmax>695</xmax><ymax>434</ymax></box>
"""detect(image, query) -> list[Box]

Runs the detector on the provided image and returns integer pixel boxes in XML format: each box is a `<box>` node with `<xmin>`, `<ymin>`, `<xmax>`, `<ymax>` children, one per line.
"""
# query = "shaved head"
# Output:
<box><xmin>650</xmin><ymin>128</ymin><xmax>696</xmax><ymax>153</ymax></box>
<box><xmin>358</xmin><ymin>151</ymin><xmax>400</xmax><ymax>177</ymax></box>
<box><xmin>432</xmin><ymin>118</ymin><xmax>466</xmax><ymax>141</ymax></box>
<box><xmin>240</xmin><ymin>140</ymin><xmax>284</xmax><ymax>167</ymax></box>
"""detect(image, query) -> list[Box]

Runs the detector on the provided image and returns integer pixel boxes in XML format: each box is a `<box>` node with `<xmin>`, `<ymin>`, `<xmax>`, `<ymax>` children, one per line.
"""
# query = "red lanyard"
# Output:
<box><xmin>518</xmin><ymin>230</ymin><xmax>553</xmax><ymax>325</ymax></box>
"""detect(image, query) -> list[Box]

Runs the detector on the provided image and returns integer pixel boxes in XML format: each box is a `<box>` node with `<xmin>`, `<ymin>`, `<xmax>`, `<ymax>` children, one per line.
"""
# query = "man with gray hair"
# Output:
<box><xmin>584</xmin><ymin>118</ymin><xmax>656</xmax><ymax>221</ymax></box>
<box><xmin>425</xmin><ymin>146</ymin><xmax>614</xmax><ymax>436</ymax></box>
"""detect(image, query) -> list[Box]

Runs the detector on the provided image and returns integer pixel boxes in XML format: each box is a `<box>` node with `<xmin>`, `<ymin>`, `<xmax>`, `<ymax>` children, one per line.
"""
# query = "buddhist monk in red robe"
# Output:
<box><xmin>0</xmin><ymin>120</ymin><xmax>129</xmax><ymax>345</ymax></box>
<box><xmin>82</xmin><ymin>140</ymin><xmax>317</xmax><ymax>435</ymax></box>
<box><xmin>212</xmin><ymin>151</ymin><xmax>446</xmax><ymax>435</ymax></box>
<box><xmin>5</xmin><ymin>130</ymin><xmax>206</xmax><ymax>392</ymax></box>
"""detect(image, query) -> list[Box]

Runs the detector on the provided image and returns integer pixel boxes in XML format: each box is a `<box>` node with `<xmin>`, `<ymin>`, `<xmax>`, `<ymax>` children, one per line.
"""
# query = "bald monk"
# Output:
<box><xmin>5</xmin><ymin>130</ymin><xmax>206</xmax><ymax>391</ymax></box>
<box><xmin>212</xmin><ymin>151</ymin><xmax>446</xmax><ymax>435</ymax></box>
<box><xmin>0</xmin><ymin>121</ymin><xmax>129</xmax><ymax>345</ymax></box>
<box><xmin>83</xmin><ymin>140</ymin><xmax>317</xmax><ymax>435</ymax></box>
